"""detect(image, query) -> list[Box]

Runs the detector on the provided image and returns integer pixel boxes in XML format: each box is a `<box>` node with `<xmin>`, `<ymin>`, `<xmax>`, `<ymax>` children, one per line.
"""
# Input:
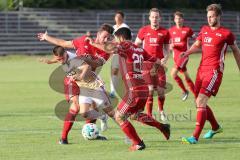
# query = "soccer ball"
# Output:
<box><xmin>82</xmin><ymin>123</ymin><xmax>99</xmax><ymax>140</ymax></box>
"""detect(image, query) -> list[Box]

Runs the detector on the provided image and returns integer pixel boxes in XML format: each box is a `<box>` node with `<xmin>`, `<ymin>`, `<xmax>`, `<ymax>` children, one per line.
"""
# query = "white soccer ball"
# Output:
<box><xmin>82</xmin><ymin>123</ymin><xmax>99</xmax><ymax>140</ymax></box>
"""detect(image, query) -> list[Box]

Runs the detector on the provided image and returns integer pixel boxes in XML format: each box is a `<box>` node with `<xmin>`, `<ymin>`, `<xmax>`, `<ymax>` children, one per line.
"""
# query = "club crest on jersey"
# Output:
<box><xmin>216</xmin><ymin>33</ymin><xmax>222</xmax><ymax>37</ymax></box>
<box><xmin>204</xmin><ymin>37</ymin><xmax>212</xmax><ymax>43</ymax></box>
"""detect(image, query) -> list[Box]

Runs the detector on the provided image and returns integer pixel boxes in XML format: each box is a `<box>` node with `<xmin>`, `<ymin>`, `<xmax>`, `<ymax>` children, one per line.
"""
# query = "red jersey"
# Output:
<box><xmin>137</xmin><ymin>25</ymin><xmax>170</xmax><ymax>59</ymax></box>
<box><xmin>72</xmin><ymin>35</ymin><xmax>110</xmax><ymax>63</ymax></box>
<box><xmin>117</xmin><ymin>41</ymin><xmax>156</xmax><ymax>89</ymax></box>
<box><xmin>169</xmin><ymin>26</ymin><xmax>194</xmax><ymax>61</ymax></box>
<box><xmin>196</xmin><ymin>25</ymin><xmax>236</xmax><ymax>72</ymax></box>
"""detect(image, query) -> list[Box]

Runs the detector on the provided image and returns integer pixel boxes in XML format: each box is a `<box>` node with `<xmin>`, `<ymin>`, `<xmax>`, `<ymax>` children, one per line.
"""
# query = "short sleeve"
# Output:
<box><xmin>196</xmin><ymin>27</ymin><xmax>203</xmax><ymax>42</ymax></box>
<box><xmin>164</xmin><ymin>31</ymin><xmax>170</xmax><ymax>44</ymax></box>
<box><xmin>188</xmin><ymin>28</ymin><xmax>194</xmax><ymax>38</ymax></box>
<box><xmin>226</xmin><ymin>31</ymin><xmax>236</xmax><ymax>45</ymax></box>
<box><xmin>137</xmin><ymin>27</ymin><xmax>145</xmax><ymax>40</ymax></box>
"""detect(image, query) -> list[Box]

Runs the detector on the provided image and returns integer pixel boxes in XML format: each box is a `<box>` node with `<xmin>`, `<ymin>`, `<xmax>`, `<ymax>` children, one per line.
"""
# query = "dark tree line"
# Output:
<box><xmin>2</xmin><ymin>0</ymin><xmax>240</xmax><ymax>11</ymax></box>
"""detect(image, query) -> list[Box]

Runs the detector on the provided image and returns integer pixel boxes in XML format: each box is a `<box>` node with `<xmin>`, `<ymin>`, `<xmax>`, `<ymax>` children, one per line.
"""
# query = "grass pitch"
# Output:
<box><xmin>0</xmin><ymin>54</ymin><xmax>240</xmax><ymax>160</ymax></box>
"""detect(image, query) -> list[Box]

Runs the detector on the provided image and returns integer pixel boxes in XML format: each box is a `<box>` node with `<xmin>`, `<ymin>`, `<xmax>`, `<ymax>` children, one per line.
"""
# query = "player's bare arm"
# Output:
<box><xmin>162</xmin><ymin>44</ymin><xmax>170</xmax><ymax>66</ymax></box>
<box><xmin>38</xmin><ymin>56</ymin><xmax>59</xmax><ymax>64</ymax></box>
<box><xmin>73</xmin><ymin>62</ymin><xmax>92</xmax><ymax>81</ymax></box>
<box><xmin>181</xmin><ymin>40</ymin><xmax>202</xmax><ymax>58</ymax></box>
<box><xmin>37</xmin><ymin>31</ymin><xmax>74</xmax><ymax>48</ymax></box>
<box><xmin>230</xmin><ymin>43</ymin><xmax>240</xmax><ymax>71</ymax></box>
<box><xmin>134</xmin><ymin>37</ymin><xmax>143</xmax><ymax>47</ymax></box>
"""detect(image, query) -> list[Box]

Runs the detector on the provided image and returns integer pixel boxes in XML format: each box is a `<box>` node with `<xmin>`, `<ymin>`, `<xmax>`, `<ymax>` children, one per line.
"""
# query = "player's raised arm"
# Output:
<box><xmin>181</xmin><ymin>40</ymin><xmax>201</xmax><ymax>58</ymax></box>
<box><xmin>229</xmin><ymin>43</ymin><xmax>240</xmax><ymax>71</ymax></box>
<box><xmin>37</xmin><ymin>31</ymin><xmax>74</xmax><ymax>48</ymax></box>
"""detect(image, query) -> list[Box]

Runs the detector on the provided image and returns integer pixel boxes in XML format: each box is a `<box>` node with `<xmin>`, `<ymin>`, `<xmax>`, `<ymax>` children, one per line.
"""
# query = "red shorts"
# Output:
<box><xmin>175</xmin><ymin>56</ymin><xmax>189</xmax><ymax>73</ymax></box>
<box><xmin>64</xmin><ymin>77</ymin><xmax>80</xmax><ymax>102</ymax></box>
<box><xmin>143</xmin><ymin>62</ymin><xmax>166</xmax><ymax>88</ymax></box>
<box><xmin>195</xmin><ymin>69</ymin><xmax>223</xmax><ymax>97</ymax></box>
<box><xmin>117</xmin><ymin>86</ymin><xmax>149</xmax><ymax>115</ymax></box>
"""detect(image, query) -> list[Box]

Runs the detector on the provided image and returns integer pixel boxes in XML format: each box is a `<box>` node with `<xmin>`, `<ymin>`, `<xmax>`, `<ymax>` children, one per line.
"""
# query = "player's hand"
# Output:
<box><xmin>150</xmin><ymin>67</ymin><xmax>157</xmax><ymax>76</ymax></box>
<box><xmin>104</xmin><ymin>42</ymin><xmax>117</xmax><ymax>54</ymax></box>
<box><xmin>37</xmin><ymin>31</ymin><xmax>48</xmax><ymax>41</ymax></box>
<box><xmin>180</xmin><ymin>52</ymin><xmax>187</xmax><ymax>58</ymax></box>
<box><xmin>169</xmin><ymin>43</ymin><xmax>174</xmax><ymax>50</ymax></box>
<box><xmin>160</xmin><ymin>58</ymin><xmax>167</xmax><ymax>66</ymax></box>
<box><xmin>85</xmin><ymin>37</ymin><xmax>94</xmax><ymax>45</ymax></box>
<box><xmin>38</xmin><ymin>58</ymin><xmax>48</xmax><ymax>63</ymax></box>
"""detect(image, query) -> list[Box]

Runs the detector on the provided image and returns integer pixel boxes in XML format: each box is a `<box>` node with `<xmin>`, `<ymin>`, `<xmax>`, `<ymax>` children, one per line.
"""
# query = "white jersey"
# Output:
<box><xmin>113</xmin><ymin>23</ymin><xmax>130</xmax><ymax>33</ymax></box>
<box><xmin>66</xmin><ymin>51</ymin><xmax>77</xmax><ymax>60</ymax></box>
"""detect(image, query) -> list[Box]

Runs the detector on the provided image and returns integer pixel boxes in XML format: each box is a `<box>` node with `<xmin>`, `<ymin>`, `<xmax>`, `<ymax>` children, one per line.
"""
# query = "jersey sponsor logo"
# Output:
<box><xmin>204</xmin><ymin>37</ymin><xmax>212</xmax><ymax>43</ymax></box>
<box><xmin>182</xmin><ymin>31</ymin><xmax>187</xmax><ymax>34</ymax></box>
<box><xmin>150</xmin><ymin>38</ymin><xmax>158</xmax><ymax>43</ymax></box>
<box><xmin>158</xmin><ymin>33</ymin><xmax>163</xmax><ymax>36</ymax></box>
<box><xmin>204</xmin><ymin>32</ymin><xmax>208</xmax><ymax>34</ymax></box>
<box><xmin>174</xmin><ymin>37</ymin><xmax>181</xmax><ymax>43</ymax></box>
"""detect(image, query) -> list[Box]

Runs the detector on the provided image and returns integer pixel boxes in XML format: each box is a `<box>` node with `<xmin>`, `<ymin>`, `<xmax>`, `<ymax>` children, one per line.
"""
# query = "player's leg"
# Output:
<box><xmin>110</xmin><ymin>54</ymin><xmax>119</xmax><ymax>98</ymax></box>
<box><xmin>116</xmin><ymin>95</ymin><xmax>145</xmax><ymax>151</ymax></box>
<box><xmin>60</xmin><ymin>95</ymin><xmax>80</xmax><ymax>144</ymax></box>
<box><xmin>60</xmin><ymin>78</ymin><xmax>80</xmax><ymax>144</ymax></box>
<box><xmin>157</xmin><ymin>68</ymin><xmax>167</xmax><ymax>122</ymax></box>
<box><xmin>182</xmin><ymin>70</ymin><xmax>223</xmax><ymax>143</ymax></box>
<box><xmin>171</xmin><ymin>67</ymin><xmax>189</xmax><ymax>101</ymax></box>
<box><xmin>146</xmin><ymin>84</ymin><xmax>154</xmax><ymax>117</ymax></box>
<box><xmin>183</xmin><ymin>70</ymin><xmax>196</xmax><ymax>98</ymax></box>
<box><xmin>130</xmin><ymin>97</ymin><xmax>170</xmax><ymax>140</ymax></box>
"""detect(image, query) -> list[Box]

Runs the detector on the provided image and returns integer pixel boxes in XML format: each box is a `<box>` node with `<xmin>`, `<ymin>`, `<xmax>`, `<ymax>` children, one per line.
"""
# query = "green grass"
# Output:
<box><xmin>0</xmin><ymin>54</ymin><xmax>240</xmax><ymax>160</ymax></box>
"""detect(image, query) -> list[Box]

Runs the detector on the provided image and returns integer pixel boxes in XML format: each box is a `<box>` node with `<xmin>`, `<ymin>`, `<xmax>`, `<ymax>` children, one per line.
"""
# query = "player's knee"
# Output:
<box><xmin>171</xmin><ymin>68</ymin><xmax>178</xmax><ymax>78</ymax></box>
<box><xmin>80</xmin><ymin>112</ymin><xmax>88</xmax><ymax>119</ymax></box>
<box><xmin>115</xmin><ymin>111</ymin><xmax>126</xmax><ymax>124</ymax></box>
<box><xmin>196</xmin><ymin>95</ymin><xmax>208</xmax><ymax>107</ymax></box>
<box><xmin>112</xmin><ymin>68</ymin><xmax>119</xmax><ymax>75</ymax></box>
<box><xmin>130</xmin><ymin>114</ymin><xmax>137</xmax><ymax>120</ymax></box>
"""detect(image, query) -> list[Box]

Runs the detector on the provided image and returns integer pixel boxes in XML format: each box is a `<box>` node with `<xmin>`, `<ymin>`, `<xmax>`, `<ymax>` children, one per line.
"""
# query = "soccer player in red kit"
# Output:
<box><xmin>181</xmin><ymin>4</ymin><xmax>240</xmax><ymax>144</ymax></box>
<box><xmin>169</xmin><ymin>11</ymin><xmax>196</xmax><ymax>101</ymax></box>
<box><xmin>37</xmin><ymin>24</ymin><xmax>114</xmax><ymax>144</ymax></box>
<box><xmin>106</xmin><ymin>27</ymin><xmax>170</xmax><ymax>151</ymax></box>
<box><xmin>135</xmin><ymin>8</ymin><xmax>170</xmax><ymax>121</ymax></box>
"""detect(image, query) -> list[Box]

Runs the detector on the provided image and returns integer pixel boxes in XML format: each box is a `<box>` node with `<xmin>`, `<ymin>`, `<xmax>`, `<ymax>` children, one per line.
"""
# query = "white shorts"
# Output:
<box><xmin>111</xmin><ymin>54</ymin><xmax>119</xmax><ymax>69</ymax></box>
<box><xmin>78</xmin><ymin>86</ymin><xmax>111</xmax><ymax>109</ymax></box>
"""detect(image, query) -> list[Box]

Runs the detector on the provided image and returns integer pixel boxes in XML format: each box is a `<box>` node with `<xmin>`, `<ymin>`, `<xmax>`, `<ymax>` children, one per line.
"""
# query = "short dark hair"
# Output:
<box><xmin>206</xmin><ymin>4</ymin><xmax>222</xmax><ymax>16</ymax></box>
<box><xmin>53</xmin><ymin>46</ymin><xmax>65</xmax><ymax>57</ymax></box>
<box><xmin>174</xmin><ymin>11</ymin><xmax>184</xmax><ymax>18</ymax></box>
<box><xmin>98</xmin><ymin>23</ymin><xmax>114</xmax><ymax>34</ymax></box>
<box><xmin>115</xmin><ymin>11</ymin><xmax>124</xmax><ymax>18</ymax></box>
<box><xmin>149</xmin><ymin>8</ymin><xmax>161</xmax><ymax>16</ymax></box>
<box><xmin>114</xmin><ymin>27</ymin><xmax>132</xmax><ymax>40</ymax></box>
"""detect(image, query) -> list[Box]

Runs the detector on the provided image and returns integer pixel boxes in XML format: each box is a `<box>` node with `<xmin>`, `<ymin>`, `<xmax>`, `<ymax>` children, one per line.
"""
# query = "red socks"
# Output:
<box><xmin>146</xmin><ymin>96</ymin><xmax>153</xmax><ymax>117</ymax></box>
<box><xmin>158</xmin><ymin>96</ymin><xmax>165</xmax><ymax>112</ymax></box>
<box><xmin>174</xmin><ymin>75</ymin><xmax>187</xmax><ymax>93</ymax></box>
<box><xmin>120</xmin><ymin>121</ymin><xmax>141</xmax><ymax>145</ymax></box>
<box><xmin>193</xmin><ymin>107</ymin><xmax>207</xmax><ymax>140</ymax></box>
<box><xmin>61</xmin><ymin>109</ymin><xmax>77</xmax><ymax>140</ymax></box>
<box><xmin>206</xmin><ymin>105</ymin><xmax>219</xmax><ymax>130</ymax></box>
